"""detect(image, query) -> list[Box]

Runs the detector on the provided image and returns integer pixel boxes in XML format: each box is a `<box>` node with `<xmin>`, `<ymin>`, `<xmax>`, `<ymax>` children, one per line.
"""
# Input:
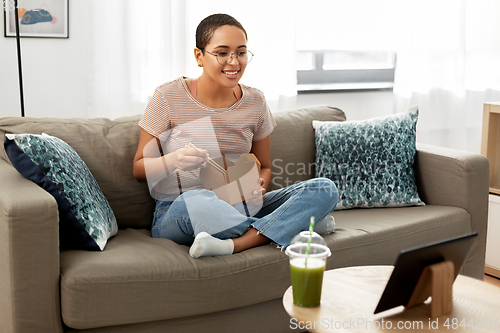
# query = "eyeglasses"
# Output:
<box><xmin>204</xmin><ymin>49</ymin><xmax>254</xmax><ymax>65</ymax></box>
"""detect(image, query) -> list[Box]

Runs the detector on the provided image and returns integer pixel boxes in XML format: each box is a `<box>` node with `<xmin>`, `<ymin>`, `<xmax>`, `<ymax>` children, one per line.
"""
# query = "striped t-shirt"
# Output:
<box><xmin>138</xmin><ymin>77</ymin><xmax>276</xmax><ymax>197</ymax></box>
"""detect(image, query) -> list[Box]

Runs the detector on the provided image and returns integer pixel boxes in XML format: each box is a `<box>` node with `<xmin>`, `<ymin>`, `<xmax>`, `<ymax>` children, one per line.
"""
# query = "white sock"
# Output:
<box><xmin>189</xmin><ymin>232</ymin><xmax>234</xmax><ymax>259</ymax></box>
<box><xmin>314</xmin><ymin>215</ymin><xmax>336</xmax><ymax>235</ymax></box>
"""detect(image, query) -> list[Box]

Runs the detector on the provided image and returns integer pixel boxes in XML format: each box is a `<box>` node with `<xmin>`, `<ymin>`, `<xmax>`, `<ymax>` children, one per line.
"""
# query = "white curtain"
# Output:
<box><xmin>393</xmin><ymin>0</ymin><xmax>500</xmax><ymax>153</ymax></box>
<box><xmin>85</xmin><ymin>0</ymin><xmax>189</xmax><ymax>119</ymax></box>
<box><xmin>85</xmin><ymin>0</ymin><xmax>297</xmax><ymax>119</ymax></box>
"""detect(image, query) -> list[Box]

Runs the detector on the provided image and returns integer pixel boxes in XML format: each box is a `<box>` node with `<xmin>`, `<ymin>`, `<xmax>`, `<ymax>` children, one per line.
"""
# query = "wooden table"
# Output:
<box><xmin>283</xmin><ymin>266</ymin><xmax>500</xmax><ymax>332</ymax></box>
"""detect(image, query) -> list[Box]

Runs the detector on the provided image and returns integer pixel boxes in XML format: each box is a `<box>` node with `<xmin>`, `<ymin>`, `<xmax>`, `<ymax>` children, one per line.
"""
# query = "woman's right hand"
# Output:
<box><xmin>133</xmin><ymin>129</ymin><xmax>209</xmax><ymax>182</ymax></box>
<box><xmin>171</xmin><ymin>146</ymin><xmax>209</xmax><ymax>171</ymax></box>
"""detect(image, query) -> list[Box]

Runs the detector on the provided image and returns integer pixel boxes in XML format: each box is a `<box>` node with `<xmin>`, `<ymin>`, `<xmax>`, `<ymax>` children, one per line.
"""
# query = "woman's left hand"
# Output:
<box><xmin>246</xmin><ymin>178</ymin><xmax>266</xmax><ymax>206</ymax></box>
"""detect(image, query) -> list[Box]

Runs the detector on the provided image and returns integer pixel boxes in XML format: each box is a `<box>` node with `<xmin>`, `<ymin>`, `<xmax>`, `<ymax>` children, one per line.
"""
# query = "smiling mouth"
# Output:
<box><xmin>222</xmin><ymin>70</ymin><xmax>240</xmax><ymax>75</ymax></box>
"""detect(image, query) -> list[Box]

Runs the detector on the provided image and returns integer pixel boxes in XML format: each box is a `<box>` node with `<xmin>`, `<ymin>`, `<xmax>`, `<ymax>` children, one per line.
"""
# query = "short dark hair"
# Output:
<box><xmin>196</xmin><ymin>13</ymin><xmax>247</xmax><ymax>52</ymax></box>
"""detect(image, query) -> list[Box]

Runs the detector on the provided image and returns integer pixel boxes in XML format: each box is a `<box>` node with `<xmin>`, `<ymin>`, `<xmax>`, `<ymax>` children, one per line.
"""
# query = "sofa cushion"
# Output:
<box><xmin>328</xmin><ymin>205</ymin><xmax>471</xmax><ymax>268</ymax></box>
<box><xmin>268</xmin><ymin>106</ymin><xmax>346</xmax><ymax>191</ymax></box>
<box><xmin>59</xmin><ymin>205</ymin><xmax>469</xmax><ymax>330</ymax></box>
<box><xmin>60</xmin><ymin>228</ymin><xmax>291</xmax><ymax>329</ymax></box>
<box><xmin>4</xmin><ymin>133</ymin><xmax>117</xmax><ymax>250</ymax></box>
<box><xmin>0</xmin><ymin>115</ymin><xmax>155</xmax><ymax>229</ymax></box>
<box><xmin>313</xmin><ymin>106</ymin><xmax>424</xmax><ymax>210</ymax></box>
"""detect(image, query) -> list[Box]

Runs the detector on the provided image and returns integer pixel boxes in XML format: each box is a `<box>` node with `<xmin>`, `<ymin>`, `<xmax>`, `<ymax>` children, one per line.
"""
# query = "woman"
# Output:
<box><xmin>133</xmin><ymin>13</ymin><xmax>338</xmax><ymax>259</ymax></box>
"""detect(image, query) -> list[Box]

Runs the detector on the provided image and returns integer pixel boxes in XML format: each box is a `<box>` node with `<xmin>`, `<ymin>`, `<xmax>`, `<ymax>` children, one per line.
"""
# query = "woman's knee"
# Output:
<box><xmin>307</xmin><ymin>177</ymin><xmax>337</xmax><ymax>193</ymax></box>
<box><xmin>180</xmin><ymin>189</ymin><xmax>220</xmax><ymax>214</ymax></box>
<box><xmin>307</xmin><ymin>178</ymin><xmax>339</xmax><ymax>206</ymax></box>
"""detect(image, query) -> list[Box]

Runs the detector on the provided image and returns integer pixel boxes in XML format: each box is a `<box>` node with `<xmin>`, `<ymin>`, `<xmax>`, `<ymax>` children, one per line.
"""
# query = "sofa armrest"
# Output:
<box><xmin>414</xmin><ymin>143</ymin><xmax>489</xmax><ymax>279</ymax></box>
<box><xmin>0</xmin><ymin>158</ymin><xmax>63</xmax><ymax>333</ymax></box>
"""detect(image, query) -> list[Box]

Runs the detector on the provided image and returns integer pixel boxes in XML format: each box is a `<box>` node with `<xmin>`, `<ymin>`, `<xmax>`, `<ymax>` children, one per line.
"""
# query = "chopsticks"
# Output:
<box><xmin>185</xmin><ymin>143</ymin><xmax>226</xmax><ymax>174</ymax></box>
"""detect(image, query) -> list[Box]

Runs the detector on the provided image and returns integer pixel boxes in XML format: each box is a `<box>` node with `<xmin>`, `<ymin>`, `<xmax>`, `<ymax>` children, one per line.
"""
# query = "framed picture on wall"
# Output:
<box><xmin>3</xmin><ymin>0</ymin><xmax>69</xmax><ymax>38</ymax></box>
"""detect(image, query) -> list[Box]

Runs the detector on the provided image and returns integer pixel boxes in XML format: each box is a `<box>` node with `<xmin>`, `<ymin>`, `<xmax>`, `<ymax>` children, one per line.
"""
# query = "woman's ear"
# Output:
<box><xmin>194</xmin><ymin>48</ymin><xmax>203</xmax><ymax>67</ymax></box>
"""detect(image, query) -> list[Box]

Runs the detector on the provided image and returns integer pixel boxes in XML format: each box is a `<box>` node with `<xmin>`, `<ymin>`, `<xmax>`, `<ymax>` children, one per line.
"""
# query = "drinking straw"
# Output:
<box><xmin>305</xmin><ymin>216</ymin><xmax>315</xmax><ymax>268</ymax></box>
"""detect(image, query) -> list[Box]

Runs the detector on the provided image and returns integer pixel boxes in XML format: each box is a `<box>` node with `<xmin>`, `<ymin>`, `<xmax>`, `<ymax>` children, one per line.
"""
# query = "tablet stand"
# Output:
<box><xmin>405</xmin><ymin>261</ymin><xmax>454</xmax><ymax>318</ymax></box>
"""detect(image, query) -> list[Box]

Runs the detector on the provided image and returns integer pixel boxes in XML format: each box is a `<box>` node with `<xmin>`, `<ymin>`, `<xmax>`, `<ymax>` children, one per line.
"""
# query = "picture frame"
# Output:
<box><xmin>3</xmin><ymin>0</ymin><xmax>68</xmax><ymax>38</ymax></box>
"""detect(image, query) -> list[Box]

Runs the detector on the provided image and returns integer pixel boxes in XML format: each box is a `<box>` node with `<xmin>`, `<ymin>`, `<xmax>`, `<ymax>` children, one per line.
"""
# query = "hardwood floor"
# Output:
<box><xmin>484</xmin><ymin>274</ymin><xmax>500</xmax><ymax>288</ymax></box>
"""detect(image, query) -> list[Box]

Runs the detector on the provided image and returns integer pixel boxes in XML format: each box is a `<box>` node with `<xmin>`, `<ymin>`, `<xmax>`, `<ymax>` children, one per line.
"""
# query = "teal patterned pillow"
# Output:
<box><xmin>313</xmin><ymin>106</ymin><xmax>424</xmax><ymax>210</ymax></box>
<box><xmin>4</xmin><ymin>133</ymin><xmax>118</xmax><ymax>250</ymax></box>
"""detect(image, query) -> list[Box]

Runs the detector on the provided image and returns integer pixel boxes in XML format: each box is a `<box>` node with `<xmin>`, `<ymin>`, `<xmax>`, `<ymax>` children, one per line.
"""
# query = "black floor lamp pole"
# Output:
<box><xmin>14</xmin><ymin>0</ymin><xmax>25</xmax><ymax>117</ymax></box>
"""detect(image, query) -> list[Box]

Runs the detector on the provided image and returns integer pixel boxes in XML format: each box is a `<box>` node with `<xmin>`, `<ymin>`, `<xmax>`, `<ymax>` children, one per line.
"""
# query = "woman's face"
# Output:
<box><xmin>199</xmin><ymin>25</ymin><xmax>248</xmax><ymax>89</ymax></box>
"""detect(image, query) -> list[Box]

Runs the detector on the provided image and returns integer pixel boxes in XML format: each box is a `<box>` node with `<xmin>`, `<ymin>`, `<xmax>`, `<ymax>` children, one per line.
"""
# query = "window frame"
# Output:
<box><xmin>297</xmin><ymin>51</ymin><xmax>397</xmax><ymax>93</ymax></box>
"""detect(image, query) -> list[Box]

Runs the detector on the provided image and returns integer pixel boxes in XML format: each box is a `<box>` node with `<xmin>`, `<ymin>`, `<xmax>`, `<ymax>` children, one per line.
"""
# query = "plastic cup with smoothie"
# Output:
<box><xmin>285</xmin><ymin>230</ymin><xmax>331</xmax><ymax>307</ymax></box>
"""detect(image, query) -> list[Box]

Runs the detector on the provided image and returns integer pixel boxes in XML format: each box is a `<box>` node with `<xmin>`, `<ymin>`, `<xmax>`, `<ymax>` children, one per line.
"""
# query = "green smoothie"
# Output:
<box><xmin>289</xmin><ymin>257</ymin><xmax>326</xmax><ymax>307</ymax></box>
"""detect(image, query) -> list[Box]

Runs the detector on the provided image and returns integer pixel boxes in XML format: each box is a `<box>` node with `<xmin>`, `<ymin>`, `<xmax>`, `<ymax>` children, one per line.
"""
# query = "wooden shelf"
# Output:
<box><xmin>481</xmin><ymin>102</ymin><xmax>500</xmax><ymax>194</ymax></box>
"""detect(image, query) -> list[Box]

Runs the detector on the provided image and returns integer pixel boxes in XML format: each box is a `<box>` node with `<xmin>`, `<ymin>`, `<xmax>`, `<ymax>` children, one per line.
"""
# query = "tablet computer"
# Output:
<box><xmin>374</xmin><ymin>232</ymin><xmax>478</xmax><ymax>314</ymax></box>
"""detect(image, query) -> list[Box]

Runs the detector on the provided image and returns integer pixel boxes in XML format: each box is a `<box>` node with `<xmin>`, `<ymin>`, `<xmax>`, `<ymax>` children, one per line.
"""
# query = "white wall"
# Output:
<box><xmin>291</xmin><ymin>90</ymin><xmax>394</xmax><ymax>120</ymax></box>
<box><xmin>0</xmin><ymin>4</ymin><xmax>92</xmax><ymax>118</ymax></box>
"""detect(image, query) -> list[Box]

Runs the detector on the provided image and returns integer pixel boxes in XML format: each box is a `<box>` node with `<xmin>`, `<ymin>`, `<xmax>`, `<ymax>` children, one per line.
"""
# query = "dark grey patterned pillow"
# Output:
<box><xmin>4</xmin><ymin>133</ymin><xmax>118</xmax><ymax>250</ymax></box>
<box><xmin>313</xmin><ymin>106</ymin><xmax>424</xmax><ymax>210</ymax></box>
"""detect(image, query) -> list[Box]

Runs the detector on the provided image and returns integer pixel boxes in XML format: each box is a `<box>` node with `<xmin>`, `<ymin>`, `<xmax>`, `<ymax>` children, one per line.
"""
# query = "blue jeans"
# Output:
<box><xmin>151</xmin><ymin>178</ymin><xmax>338</xmax><ymax>247</ymax></box>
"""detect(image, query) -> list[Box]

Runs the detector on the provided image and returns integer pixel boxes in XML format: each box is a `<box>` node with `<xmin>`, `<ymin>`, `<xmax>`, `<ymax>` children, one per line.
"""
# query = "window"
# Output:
<box><xmin>295</xmin><ymin>0</ymin><xmax>401</xmax><ymax>93</ymax></box>
<box><xmin>297</xmin><ymin>50</ymin><xmax>396</xmax><ymax>93</ymax></box>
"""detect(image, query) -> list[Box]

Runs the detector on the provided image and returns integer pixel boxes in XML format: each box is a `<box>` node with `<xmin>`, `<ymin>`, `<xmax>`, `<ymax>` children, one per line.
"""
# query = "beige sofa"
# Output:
<box><xmin>0</xmin><ymin>106</ymin><xmax>489</xmax><ymax>333</ymax></box>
